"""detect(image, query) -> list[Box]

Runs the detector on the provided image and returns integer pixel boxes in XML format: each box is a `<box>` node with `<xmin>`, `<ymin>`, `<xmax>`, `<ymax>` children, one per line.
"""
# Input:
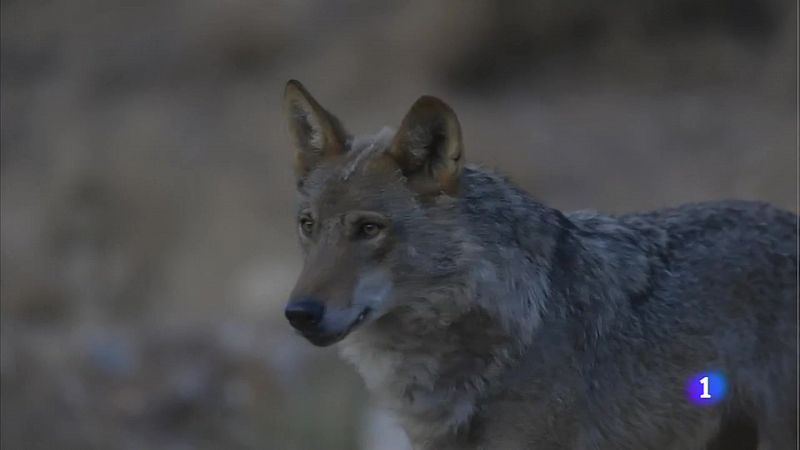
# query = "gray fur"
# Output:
<box><xmin>284</xmin><ymin>85</ymin><xmax>798</xmax><ymax>450</ymax></box>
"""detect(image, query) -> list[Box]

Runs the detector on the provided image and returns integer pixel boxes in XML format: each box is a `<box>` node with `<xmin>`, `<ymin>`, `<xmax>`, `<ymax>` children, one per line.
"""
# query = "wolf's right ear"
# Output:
<box><xmin>389</xmin><ymin>96</ymin><xmax>464</xmax><ymax>196</ymax></box>
<box><xmin>284</xmin><ymin>80</ymin><xmax>349</xmax><ymax>179</ymax></box>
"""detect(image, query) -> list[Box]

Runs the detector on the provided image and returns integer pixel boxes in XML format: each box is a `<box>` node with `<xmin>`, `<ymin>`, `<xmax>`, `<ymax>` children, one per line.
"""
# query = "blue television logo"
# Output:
<box><xmin>686</xmin><ymin>371</ymin><xmax>726</xmax><ymax>406</ymax></box>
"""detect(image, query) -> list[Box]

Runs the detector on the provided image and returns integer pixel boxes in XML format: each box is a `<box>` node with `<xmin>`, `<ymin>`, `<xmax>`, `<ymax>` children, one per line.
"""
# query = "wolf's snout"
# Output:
<box><xmin>285</xmin><ymin>300</ymin><xmax>325</xmax><ymax>332</ymax></box>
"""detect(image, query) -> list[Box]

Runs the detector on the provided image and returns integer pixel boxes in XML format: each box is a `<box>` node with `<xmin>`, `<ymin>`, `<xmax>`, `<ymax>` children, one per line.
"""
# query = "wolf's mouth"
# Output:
<box><xmin>302</xmin><ymin>307</ymin><xmax>371</xmax><ymax>347</ymax></box>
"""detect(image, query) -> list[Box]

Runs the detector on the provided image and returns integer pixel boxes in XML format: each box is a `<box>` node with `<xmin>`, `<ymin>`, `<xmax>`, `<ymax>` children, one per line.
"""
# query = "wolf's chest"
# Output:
<box><xmin>338</xmin><ymin>336</ymin><xmax>484</xmax><ymax>446</ymax></box>
<box><xmin>338</xmin><ymin>338</ymin><xmax>403</xmax><ymax>391</ymax></box>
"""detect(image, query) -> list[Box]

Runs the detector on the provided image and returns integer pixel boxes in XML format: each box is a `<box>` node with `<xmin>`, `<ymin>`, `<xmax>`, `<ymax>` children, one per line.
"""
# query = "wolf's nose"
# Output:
<box><xmin>285</xmin><ymin>300</ymin><xmax>325</xmax><ymax>331</ymax></box>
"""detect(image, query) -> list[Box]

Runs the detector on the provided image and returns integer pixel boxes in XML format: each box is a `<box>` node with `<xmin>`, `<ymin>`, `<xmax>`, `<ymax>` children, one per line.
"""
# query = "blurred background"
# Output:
<box><xmin>1</xmin><ymin>1</ymin><xmax>796</xmax><ymax>449</ymax></box>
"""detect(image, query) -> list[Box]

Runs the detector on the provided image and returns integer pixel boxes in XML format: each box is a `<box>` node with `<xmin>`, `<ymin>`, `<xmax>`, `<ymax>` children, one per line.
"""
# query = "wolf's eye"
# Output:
<box><xmin>358</xmin><ymin>222</ymin><xmax>382</xmax><ymax>239</ymax></box>
<box><xmin>299</xmin><ymin>217</ymin><xmax>314</xmax><ymax>236</ymax></box>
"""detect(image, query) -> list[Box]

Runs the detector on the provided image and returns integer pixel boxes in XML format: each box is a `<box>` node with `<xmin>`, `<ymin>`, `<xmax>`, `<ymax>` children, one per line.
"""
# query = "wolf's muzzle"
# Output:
<box><xmin>285</xmin><ymin>300</ymin><xmax>325</xmax><ymax>332</ymax></box>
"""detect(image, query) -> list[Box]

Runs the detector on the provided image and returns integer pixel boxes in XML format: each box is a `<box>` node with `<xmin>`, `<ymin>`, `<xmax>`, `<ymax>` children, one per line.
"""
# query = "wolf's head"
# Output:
<box><xmin>283</xmin><ymin>80</ymin><xmax>470</xmax><ymax>346</ymax></box>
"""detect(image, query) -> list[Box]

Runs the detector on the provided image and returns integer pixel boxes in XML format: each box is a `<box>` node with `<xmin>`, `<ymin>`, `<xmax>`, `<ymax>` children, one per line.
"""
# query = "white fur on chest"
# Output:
<box><xmin>338</xmin><ymin>333</ymin><xmax>478</xmax><ymax>445</ymax></box>
<box><xmin>339</xmin><ymin>336</ymin><xmax>403</xmax><ymax>391</ymax></box>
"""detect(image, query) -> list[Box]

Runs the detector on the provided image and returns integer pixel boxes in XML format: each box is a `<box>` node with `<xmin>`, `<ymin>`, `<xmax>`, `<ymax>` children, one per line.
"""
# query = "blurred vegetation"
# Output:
<box><xmin>1</xmin><ymin>1</ymin><xmax>796</xmax><ymax>449</ymax></box>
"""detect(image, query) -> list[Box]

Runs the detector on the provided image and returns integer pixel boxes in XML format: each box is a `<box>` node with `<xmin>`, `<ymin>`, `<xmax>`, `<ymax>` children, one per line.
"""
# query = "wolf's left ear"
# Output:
<box><xmin>389</xmin><ymin>96</ymin><xmax>464</xmax><ymax>195</ymax></box>
<box><xmin>284</xmin><ymin>80</ymin><xmax>349</xmax><ymax>179</ymax></box>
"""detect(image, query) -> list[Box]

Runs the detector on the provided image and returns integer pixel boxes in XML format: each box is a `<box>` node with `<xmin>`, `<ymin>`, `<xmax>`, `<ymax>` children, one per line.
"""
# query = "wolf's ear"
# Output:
<box><xmin>284</xmin><ymin>80</ymin><xmax>349</xmax><ymax>179</ymax></box>
<box><xmin>389</xmin><ymin>96</ymin><xmax>463</xmax><ymax>195</ymax></box>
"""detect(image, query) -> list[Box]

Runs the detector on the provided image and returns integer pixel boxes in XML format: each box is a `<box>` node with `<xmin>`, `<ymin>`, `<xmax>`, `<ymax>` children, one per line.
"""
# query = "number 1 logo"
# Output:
<box><xmin>686</xmin><ymin>371</ymin><xmax>726</xmax><ymax>405</ymax></box>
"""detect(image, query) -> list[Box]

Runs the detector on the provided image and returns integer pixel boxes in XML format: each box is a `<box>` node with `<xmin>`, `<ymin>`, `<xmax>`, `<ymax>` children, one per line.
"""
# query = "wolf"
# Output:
<box><xmin>281</xmin><ymin>80</ymin><xmax>798</xmax><ymax>450</ymax></box>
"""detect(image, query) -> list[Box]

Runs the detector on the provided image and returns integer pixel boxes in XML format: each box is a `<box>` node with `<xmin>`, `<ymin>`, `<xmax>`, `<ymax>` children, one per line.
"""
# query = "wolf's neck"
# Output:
<box><xmin>338</xmin><ymin>304</ymin><xmax>522</xmax><ymax>444</ymax></box>
<box><xmin>551</xmin><ymin>209</ymin><xmax>665</xmax><ymax>347</ymax></box>
<box><xmin>338</xmin><ymin>216</ymin><xmax>555</xmax><ymax>443</ymax></box>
